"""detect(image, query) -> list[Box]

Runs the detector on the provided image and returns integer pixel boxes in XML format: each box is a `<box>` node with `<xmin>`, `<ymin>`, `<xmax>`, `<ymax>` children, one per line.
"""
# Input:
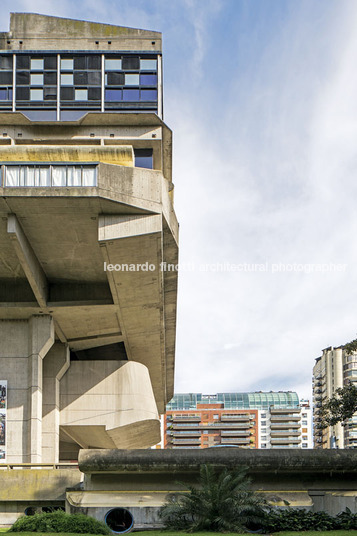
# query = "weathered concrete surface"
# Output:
<box><xmin>1</xmin><ymin>13</ymin><xmax>162</xmax><ymax>52</ymax></box>
<box><xmin>79</xmin><ymin>446</ymin><xmax>357</xmax><ymax>474</ymax></box>
<box><xmin>60</xmin><ymin>361</ymin><xmax>160</xmax><ymax>449</ymax></box>
<box><xmin>0</xmin><ymin>467</ymin><xmax>81</xmax><ymax>526</ymax></box>
<box><xmin>72</xmin><ymin>449</ymin><xmax>357</xmax><ymax>527</ymax></box>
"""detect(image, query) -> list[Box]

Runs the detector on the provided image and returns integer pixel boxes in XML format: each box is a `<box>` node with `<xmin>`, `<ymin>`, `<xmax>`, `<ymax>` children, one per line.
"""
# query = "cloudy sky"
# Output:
<box><xmin>1</xmin><ymin>0</ymin><xmax>357</xmax><ymax>402</ymax></box>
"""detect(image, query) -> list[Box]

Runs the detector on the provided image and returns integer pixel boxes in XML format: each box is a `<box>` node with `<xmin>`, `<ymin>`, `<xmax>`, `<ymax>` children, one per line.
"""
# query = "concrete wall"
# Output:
<box><xmin>71</xmin><ymin>448</ymin><xmax>357</xmax><ymax>529</ymax></box>
<box><xmin>0</xmin><ymin>467</ymin><xmax>81</xmax><ymax>526</ymax></box>
<box><xmin>0</xmin><ymin>317</ymin><xmax>54</xmax><ymax>462</ymax></box>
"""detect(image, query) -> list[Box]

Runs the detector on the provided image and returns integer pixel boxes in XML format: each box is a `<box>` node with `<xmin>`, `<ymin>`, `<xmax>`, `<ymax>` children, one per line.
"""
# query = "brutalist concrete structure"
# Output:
<box><xmin>0</xmin><ymin>11</ymin><xmax>178</xmax><ymax>471</ymax></box>
<box><xmin>73</xmin><ymin>448</ymin><xmax>357</xmax><ymax>530</ymax></box>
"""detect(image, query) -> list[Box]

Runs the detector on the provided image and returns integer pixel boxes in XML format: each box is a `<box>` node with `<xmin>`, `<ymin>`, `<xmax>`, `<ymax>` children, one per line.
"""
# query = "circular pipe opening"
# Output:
<box><xmin>24</xmin><ymin>507</ymin><xmax>38</xmax><ymax>516</ymax></box>
<box><xmin>105</xmin><ymin>508</ymin><xmax>134</xmax><ymax>533</ymax></box>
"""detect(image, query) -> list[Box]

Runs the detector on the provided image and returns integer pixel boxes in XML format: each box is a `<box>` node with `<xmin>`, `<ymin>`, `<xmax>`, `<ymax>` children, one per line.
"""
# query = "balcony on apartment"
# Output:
<box><xmin>271</xmin><ymin>438</ymin><xmax>301</xmax><ymax>445</ymax></box>
<box><xmin>171</xmin><ymin>414</ymin><xmax>201</xmax><ymax>423</ymax></box>
<box><xmin>270</xmin><ymin>430</ymin><xmax>300</xmax><ymax>437</ymax></box>
<box><xmin>220</xmin><ymin>430</ymin><xmax>251</xmax><ymax>437</ymax></box>
<box><xmin>171</xmin><ymin>438</ymin><xmax>201</xmax><ymax>445</ymax></box>
<box><xmin>270</xmin><ymin>422</ymin><xmax>300</xmax><ymax>429</ymax></box>
<box><xmin>270</xmin><ymin>415</ymin><xmax>301</xmax><ymax>421</ymax></box>
<box><xmin>220</xmin><ymin>414</ymin><xmax>252</xmax><ymax>422</ymax></box>
<box><xmin>170</xmin><ymin>430</ymin><xmax>201</xmax><ymax>437</ymax></box>
<box><xmin>220</xmin><ymin>438</ymin><xmax>251</xmax><ymax>445</ymax></box>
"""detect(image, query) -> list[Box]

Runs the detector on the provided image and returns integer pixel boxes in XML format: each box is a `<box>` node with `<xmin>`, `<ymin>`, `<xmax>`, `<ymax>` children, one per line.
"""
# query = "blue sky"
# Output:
<box><xmin>1</xmin><ymin>0</ymin><xmax>357</xmax><ymax>402</ymax></box>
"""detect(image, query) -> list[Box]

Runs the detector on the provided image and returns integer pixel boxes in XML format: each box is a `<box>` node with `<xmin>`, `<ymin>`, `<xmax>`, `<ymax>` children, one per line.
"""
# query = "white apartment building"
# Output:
<box><xmin>257</xmin><ymin>402</ymin><xmax>313</xmax><ymax>449</ymax></box>
<box><xmin>313</xmin><ymin>346</ymin><xmax>357</xmax><ymax>449</ymax></box>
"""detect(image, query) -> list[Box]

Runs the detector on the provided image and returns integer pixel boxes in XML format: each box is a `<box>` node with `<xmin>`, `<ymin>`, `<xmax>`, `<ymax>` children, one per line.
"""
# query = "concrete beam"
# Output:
<box><xmin>7</xmin><ymin>214</ymin><xmax>48</xmax><ymax>308</ymax></box>
<box><xmin>68</xmin><ymin>333</ymin><xmax>124</xmax><ymax>351</ymax></box>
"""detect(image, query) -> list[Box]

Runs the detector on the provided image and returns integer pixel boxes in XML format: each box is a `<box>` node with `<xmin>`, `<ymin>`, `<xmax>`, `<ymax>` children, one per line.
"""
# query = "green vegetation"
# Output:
<box><xmin>159</xmin><ymin>464</ymin><xmax>266</xmax><ymax>532</ymax></box>
<box><xmin>2</xmin><ymin>531</ymin><xmax>357</xmax><ymax>536</ymax></box>
<box><xmin>9</xmin><ymin>511</ymin><xmax>110</xmax><ymax>535</ymax></box>
<box><xmin>319</xmin><ymin>382</ymin><xmax>357</xmax><ymax>428</ymax></box>
<box><xmin>262</xmin><ymin>508</ymin><xmax>357</xmax><ymax>532</ymax></box>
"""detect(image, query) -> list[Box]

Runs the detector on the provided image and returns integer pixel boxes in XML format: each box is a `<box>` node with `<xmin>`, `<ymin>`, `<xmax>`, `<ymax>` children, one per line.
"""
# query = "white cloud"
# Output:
<box><xmin>0</xmin><ymin>0</ymin><xmax>356</xmax><ymax>405</ymax></box>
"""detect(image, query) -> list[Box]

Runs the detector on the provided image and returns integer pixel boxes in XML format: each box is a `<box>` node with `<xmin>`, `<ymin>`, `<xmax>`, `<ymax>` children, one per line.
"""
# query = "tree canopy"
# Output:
<box><xmin>319</xmin><ymin>382</ymin><xmax>357</xmax><ymax>428</ymax></box>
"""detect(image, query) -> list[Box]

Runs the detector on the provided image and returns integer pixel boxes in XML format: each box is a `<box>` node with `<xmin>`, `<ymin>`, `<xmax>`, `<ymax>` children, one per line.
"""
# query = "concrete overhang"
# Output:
<box><xmin>0</xmin><ymin>163</ymin><xmax>178</xmax><ymax>411</ymax></box>
<box><xmin>0</xmin><ymin>112</ymin><xmax>172</xmax><ymax>183</ymax></box>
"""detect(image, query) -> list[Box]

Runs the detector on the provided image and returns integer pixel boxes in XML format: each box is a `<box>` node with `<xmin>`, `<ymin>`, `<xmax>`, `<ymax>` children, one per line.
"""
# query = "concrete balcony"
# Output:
<box><xmin>271</xmin><ymin>423</ymin><xmax>300</xmax><ymax>429</ymax></box>
<box><xmin>270</xmin><ymin>408</ymin><xmax>301</xmax><ymax>415</ymax></box>
<box><xmin>171</xmin><ymin>438</ymin><xmax>201</xmax><ymax>445</ymax></box>
<box><xmin>221</xmin><ymin>431</ymin><xmax>250</xmax><ymax>437</ymax></box>
<box><xmin>171</xmin><ymin>415</ymin><xmax>200</xmax><ymax>422</ymax></box>
<box><xmin>221</xmin><ymin>414</ymin><xmax>251</xmax><ymax>421</ymax></box>
<box><xmin>270</xmin><ymin>416</ymin><xmax>301</xmax><ymax>422</ymax></box>
<box><xmin>170</xmin><ymin>431</ymin><xmax>201</xmax><ymax>437</ymax></box>
<box><xmin>220</xmin><ymin>438</ymin><xmax>250</xmax><ymax>445</ymax></box>
<box><xmin>271</xmin><ymin>430</ymin><xmax>300</xmax><ymax>437</ymax></box>
<box><xmin>271</xmin><ymin>438</ymin><xmax>301</xmax><ymax>445</ymax></box>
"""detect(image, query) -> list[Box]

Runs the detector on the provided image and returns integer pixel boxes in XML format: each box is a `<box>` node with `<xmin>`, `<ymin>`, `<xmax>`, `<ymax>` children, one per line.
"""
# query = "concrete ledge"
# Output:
<box><xmin>78</xmin><ymin>448</ymin><xmax>357</xmax><ymax>474</ymax></box>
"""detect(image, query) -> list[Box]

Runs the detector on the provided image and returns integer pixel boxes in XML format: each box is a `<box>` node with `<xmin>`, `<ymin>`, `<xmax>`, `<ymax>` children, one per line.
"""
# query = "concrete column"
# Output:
<box><xmin>0</xmin><ymin>315</ymin><xmax>54</xmax><ymax>463</ymax></box>
<box><xmin>42</xmin><ymin>343</ymin><xmax>70</xmax><ymax>463</ymax></box>
<box><xmin>27</xmin><ymin>316</ymin><xmax>54</xmax><ymax>463</ymax></box>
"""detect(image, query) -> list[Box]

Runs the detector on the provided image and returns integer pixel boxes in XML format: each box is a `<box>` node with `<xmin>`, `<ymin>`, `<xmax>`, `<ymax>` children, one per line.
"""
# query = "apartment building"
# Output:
<box><xmin>313</xmin><ymin>346</ymin><xmax>357</xmax><ymax>449</ymax></box>
<box><xmin>163</xmin><ymin>392</ymin><xmax>312</xmax><ymax>449</ymax></box>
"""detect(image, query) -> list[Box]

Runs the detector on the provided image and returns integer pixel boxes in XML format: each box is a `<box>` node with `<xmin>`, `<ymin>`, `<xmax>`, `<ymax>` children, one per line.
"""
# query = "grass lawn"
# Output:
<box><xmin>0</xmin><ymin>528</ymin><xmax>357</xmax><ymax>536</ymax></box>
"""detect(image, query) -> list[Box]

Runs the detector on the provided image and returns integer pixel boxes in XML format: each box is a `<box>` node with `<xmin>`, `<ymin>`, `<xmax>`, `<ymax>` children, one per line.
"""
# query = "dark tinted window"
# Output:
<box><xmin>17</xmin><ymin>56</ymin><xmax>30</xmax><ymax>69</ymax></box>
<box><xmin>0</xmin><ymin>89</ymin><xmax>8</xmax><ymax>100</ymax></box>
<box><xmin>44</xmin><ymin>72</ymin><xmax>57</xmax><ymax>85</ymax></box>
<box><xmin>44</xmin><ymin>87</ymin><xmax>57</xmax><ymax>100</ymax></box>
<box><xmin>0</xmin><ymin>56</ymin><xmax>13</xmax><ymax>70</ymax></box>
<box><xmin>74</xmin><ymin>56</ymin><xmax>86</xmax><ymax>70</ymax></box>
<box><xmin>74</xmin><ymin>72</ymin><xmax>88</xmax><ymax>85</ymax></box>
<box><xmin>44</xmin><ymin>56</ymin><xmax>57</xmax><ymax>70</ymax></box>
<box><xmin>107</xmin><ymin>72</ymin><xmax>124</xmax><ymax>85</ymax></box>
<box><xmin>60</xmin><ymin>87</ymin><xmax>74</xmax><ymax>100</ymax></box>
<box><xmin>88</xmin><ymin>56</ymin><xmax>101</xmax><ymax>69</ymax></box>
<box><xmin>122</xmin><ymin>56</ymin><xmax>139</xmax><ymax>70</ymax></box>
<box><xmin>88</xmin><ymin>87</ymin><xmax>101</xmax><ymax>100</ymax></box>
<box><xmin>16</xmin><ymin>72</ymin><xmax>30</xmax><ymax>85</ymax></box>
<box><xmin>16</xmin><ymin>87</ymin><xmax>30</xmax><ymax>100</ymax></box>
<box><xmin>134</xmin><ymin>148</ymin><xmax>153</xmax><ymax>169</ymax></box>
<box><xmin>0</xmin><ymin>72</ymin><xmax>12</xmax><ymax>84</ymax></box>
<box><xmin>88</xmin><ymin>72</ymin><xmax>101</xmax><ymax>85</ymax></box>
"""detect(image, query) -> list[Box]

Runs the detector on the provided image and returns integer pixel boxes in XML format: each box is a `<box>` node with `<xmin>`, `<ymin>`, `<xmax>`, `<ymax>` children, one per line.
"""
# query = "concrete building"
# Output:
<box><xmin>313</xmin><ymin>347</ymin><xmax>357</xmax><ymax>449</ymax></box>
<box><xmin>163</xmin><ymin>392</ymin><xmax>313</xmax><ymax>450</ymax></box>
<box><xmin>0</xmin><ymin>12</ymin><xmax>178</xmax><ymax>466</ymax></box>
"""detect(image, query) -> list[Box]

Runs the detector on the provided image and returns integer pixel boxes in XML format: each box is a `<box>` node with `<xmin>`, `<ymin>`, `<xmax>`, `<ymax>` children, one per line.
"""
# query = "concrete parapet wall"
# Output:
<box><xmin>73</xmin><ymin>448</ymin><xmax>357</xmax><ymax>527</ymax></box>
<box><xmin>78</xmin><ymin>446</ymin><xmax>357</xmax><ymax>474</ymax></box>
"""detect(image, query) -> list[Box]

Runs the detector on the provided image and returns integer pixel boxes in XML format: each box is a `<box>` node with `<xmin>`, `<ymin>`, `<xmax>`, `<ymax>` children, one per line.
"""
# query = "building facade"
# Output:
<box><xmin>313</xmin><ymin>347</ymin><xmax>357</xmax><ymax>449</ymax></box>
<box><xmin>0</xmin><ymin>13</ymin><xmax>178</xmax><ymax>463</ymax></box>
<box><xmin>163</xmin><ymin>392</ymin><xmax>313</xmax><ymax>450</ymax></box>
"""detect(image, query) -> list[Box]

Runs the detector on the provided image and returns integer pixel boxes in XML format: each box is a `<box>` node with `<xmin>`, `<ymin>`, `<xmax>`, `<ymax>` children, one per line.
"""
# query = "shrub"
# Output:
<box><xmin>9</xmin><ymin>510</ymin><xmax>111</xmax><ymax>534</ymax></box>
<box><xmin>159</xmin><ymin>464</ymin><xmax>267</xmax><ymax>532</ymax></box>
<box><xmin>261</xmin><ymin>507</ymin><xmax>357</xmax><ymax>532</ymax></box>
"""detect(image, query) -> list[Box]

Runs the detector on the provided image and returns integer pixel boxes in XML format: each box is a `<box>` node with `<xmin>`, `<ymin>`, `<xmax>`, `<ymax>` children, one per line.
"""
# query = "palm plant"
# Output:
<box><xmin>159</xmin><ymin>463</ymin><xmax>266</xmax><ymax>532</ymax></box>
